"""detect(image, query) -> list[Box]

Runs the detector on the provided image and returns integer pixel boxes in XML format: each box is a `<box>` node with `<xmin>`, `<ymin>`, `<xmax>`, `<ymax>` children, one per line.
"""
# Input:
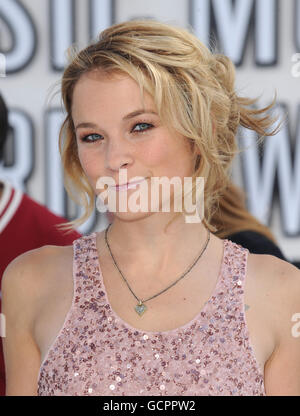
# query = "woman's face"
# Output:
<box><xmin>72</xmin><ymin>70</ymin><xmax>196</xmax><ymax>220</ymax></box>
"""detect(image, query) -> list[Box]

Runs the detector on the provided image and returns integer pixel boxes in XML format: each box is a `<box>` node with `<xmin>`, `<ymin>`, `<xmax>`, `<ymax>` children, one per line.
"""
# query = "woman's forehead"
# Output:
<box><xmin>71</xmin><ymin>71</ymin><xmax>156</xmax><ymax>122</ymax></box>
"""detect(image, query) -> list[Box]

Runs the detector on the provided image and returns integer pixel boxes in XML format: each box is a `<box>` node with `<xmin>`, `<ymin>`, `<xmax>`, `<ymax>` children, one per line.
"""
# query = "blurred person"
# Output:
<box><xmin>0</xmin><ymin>93</ymin><xmax>82</xmax><ymax>396</ymax></box>
<box><xmin>2</xmin><ymin>21</ymin><xmax>300</xmax><ymax>396</ymax></box>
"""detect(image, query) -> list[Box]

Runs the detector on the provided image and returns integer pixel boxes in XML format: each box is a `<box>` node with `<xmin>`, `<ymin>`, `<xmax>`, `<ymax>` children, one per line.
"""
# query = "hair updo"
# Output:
<box><xmin>57</xmin><ymin>19</ymin><xmax>279</xmax><ymax>234</ymax></box>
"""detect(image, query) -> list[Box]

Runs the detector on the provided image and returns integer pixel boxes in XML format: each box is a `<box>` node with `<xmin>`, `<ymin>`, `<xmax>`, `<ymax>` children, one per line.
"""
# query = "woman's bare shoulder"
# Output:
<box><xmin>2</xmin><ymin>244</ymin><xmax>73</xmax><ymax>318</ymax></box>
<box><xmin>3</xmin><ymin>243</ymin><xmax>73</xmax><ymax>278</ymax></box>
<box><xmin>247</xmin><ymin>251</ymin><xmax>300</xmax><ymax>337</ymax></box>
<box><xmin>2</xmin><ymin>244</ymin><xmax>74</xmax><ymax>396</ymax></box>
<box><xmin>248</xmin><ymin>251</ymin><xmax>300</xmax><ymax>286</ymax></box>
<box><xmin>247</xmin><ymin>251</ymin><xmax>300</xmax><ymax>298</ymax></box>
<box><xmin>247</xmin><ymin>252</ymin><xmax>300</xmax><ymax>395</ymax></box>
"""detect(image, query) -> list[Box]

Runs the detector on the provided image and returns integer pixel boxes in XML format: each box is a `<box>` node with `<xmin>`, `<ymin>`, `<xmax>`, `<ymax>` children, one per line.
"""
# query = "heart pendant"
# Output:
<box><xmin>135</xmin><ymin>303</ymin><xmax>147</xmax><ymax>316</ymax></box>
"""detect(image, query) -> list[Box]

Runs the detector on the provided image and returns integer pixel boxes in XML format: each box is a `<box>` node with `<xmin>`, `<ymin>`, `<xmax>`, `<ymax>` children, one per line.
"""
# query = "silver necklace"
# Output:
<box><xmin>104</xmin><ymin>223</ymin><xmax>210</xmax><ymax>316</ymax></box>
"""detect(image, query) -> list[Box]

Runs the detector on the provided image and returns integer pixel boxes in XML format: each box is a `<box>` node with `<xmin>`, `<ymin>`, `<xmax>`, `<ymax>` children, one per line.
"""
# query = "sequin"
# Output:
<box><xmin>37</xmin><ymin>233</ymin><xmax>266</xmax><ymax>396</ymax></box>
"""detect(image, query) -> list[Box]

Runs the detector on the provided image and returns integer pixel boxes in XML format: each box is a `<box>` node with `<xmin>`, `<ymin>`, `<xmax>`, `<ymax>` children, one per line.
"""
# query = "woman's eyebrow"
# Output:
<box><xmin>122</xmin><ymin>109</ymin><xmax>157</xmax><ymax>120</ymax></box>
<box><xmin>75</xmin><ymin>122</ymin><xmax>98</xmax><ymax>131</ymax></box>
<box><xmin>75</xmin><ymin>109</ymin><xmax>158</xmax><ymax>131</ymax></box>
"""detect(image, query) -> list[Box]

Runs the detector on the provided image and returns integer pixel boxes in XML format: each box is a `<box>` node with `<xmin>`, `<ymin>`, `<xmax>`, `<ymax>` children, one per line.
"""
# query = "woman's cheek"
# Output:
<box><xmin>78</xmin><ymin>147</ymin><xmax>101</xmax><ymax>184</ymax></box>
<box><xmin>77</xmin><ymin>147</ymin><xmax>89</xmax><ymax>175</ymax></box>
<box><xmin>141</xmin><ymin>140</ymin><xmax>169</xmax><ymax>166</ymax></box>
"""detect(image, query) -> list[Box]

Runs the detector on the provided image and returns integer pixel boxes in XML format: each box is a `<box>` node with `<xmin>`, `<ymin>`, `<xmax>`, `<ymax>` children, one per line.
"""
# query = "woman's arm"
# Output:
<box><xmin>264</xmin><ymin>257</ymin><xmax>300</xmax><ymax>395</ymax></box>
<box><xmin>1</xmin><ymin>248</ymin><xmax>46</xmax><ymax>396</ymax></box>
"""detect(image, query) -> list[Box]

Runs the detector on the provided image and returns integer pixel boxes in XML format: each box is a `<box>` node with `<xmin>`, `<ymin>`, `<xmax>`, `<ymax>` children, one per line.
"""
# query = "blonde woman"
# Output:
<box><xmin>2</xmin><ymin>20</ymin><xmax>300</xmax><ymax>396</ymax></box>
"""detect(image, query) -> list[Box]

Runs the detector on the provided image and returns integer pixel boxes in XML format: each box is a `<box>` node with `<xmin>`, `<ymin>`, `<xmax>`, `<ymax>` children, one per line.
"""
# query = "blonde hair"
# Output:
<box><xmin>212</xmin><ymin>181</ymin><xmax>277</xmax><ymax>242</ymax></box>
<box><xmin>56</xmin><ymin>19</ymin><xmax>279</xmax><ymax>238</ymax></box>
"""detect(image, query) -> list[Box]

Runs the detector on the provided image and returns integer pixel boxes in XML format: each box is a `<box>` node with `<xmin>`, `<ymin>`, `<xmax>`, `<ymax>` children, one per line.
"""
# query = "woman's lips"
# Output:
<box><xmin>113</xmin><ymin>177</ymin><xmax>147</xmax><ymax>191</ymax></box>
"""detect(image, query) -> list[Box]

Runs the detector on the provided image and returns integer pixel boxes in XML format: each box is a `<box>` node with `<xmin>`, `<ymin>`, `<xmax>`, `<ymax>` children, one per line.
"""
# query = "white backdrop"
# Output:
<box><xmin>0</xmin><ymin>0</ymin><xmax>299</xmax><ymax>263</ymax></box>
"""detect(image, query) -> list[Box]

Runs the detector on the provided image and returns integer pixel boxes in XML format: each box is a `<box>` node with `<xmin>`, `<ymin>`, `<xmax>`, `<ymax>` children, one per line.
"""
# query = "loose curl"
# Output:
<box><xmin>56</xmin><ymin>20</ymin><xmax>279</xmax><ymax>238</ymax></box>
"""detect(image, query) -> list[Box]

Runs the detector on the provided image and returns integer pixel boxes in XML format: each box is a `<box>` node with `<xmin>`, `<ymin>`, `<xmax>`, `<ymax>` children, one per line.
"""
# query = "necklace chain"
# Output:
<box><xmin>104</xmin><ymin>223</ymin><xmax>210</xmax><ymax>315</ymax></box>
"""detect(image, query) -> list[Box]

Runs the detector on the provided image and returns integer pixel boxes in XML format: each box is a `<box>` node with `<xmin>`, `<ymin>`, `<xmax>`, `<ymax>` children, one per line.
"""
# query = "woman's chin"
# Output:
<box><xmin>107</xmin><ymin>210</ymin><xmax>154</xmax><ymax>222</ymax></box>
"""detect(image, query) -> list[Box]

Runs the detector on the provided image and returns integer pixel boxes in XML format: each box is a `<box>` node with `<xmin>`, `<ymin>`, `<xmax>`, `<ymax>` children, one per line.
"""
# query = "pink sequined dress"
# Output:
<box><xmin>37</xmin><ymin>232</ymin><xmax>266</xmax><ymax>396</ymax></box>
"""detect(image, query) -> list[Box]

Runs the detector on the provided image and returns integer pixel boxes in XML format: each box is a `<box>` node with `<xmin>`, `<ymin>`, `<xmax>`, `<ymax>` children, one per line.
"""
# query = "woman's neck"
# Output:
<box><xmin>105</xmin><ymin>213</ymin><xmax>209</xmax><ymax>278</ymax></box>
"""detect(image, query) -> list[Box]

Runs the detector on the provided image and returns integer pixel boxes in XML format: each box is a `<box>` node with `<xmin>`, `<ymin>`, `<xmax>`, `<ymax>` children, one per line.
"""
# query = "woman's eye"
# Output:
<box><xmin>80</xmin><ymin>133</ymin><xmax>103</xmax><ymax>143</ymax></box>
<box><xmin>132</xmin><ymin>122</ymin><xmax>153</xmax><ymax>133</ymax></box>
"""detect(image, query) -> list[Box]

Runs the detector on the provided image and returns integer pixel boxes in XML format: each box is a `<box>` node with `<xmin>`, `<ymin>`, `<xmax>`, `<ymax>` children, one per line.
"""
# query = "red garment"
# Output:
<box><xmin>0</xmin><ymin>181</ymin><xmax>81</xmax><ymax>396</ymax></box>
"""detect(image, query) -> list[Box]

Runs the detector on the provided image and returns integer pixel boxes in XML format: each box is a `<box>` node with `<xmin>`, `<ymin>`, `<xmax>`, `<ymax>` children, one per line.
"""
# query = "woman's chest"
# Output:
<box><xmin>34</xmin><ymin>251</ymin><xmax>276</xmax><ymax>378</ymax></box>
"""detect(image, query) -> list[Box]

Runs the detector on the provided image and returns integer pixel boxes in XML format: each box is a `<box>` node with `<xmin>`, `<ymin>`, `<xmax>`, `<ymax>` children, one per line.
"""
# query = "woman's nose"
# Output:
<box><xmin>104</xmin><ymin>139</ymin><xmax>134</xmax><ymax>171</ymax></box>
